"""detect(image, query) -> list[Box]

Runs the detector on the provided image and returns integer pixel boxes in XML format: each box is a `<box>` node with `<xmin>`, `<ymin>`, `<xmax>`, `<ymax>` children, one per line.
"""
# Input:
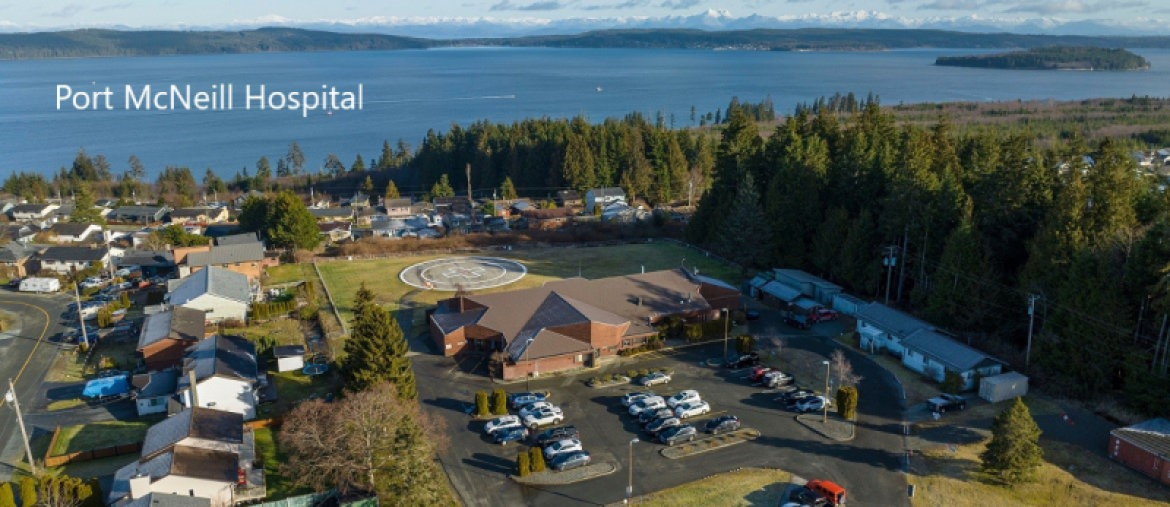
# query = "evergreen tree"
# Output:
<box><xmin>343</xmin><ymin>283</ymin><xmax>415</xmax><ymax>399</ymax></box>
<box><xmin>925</xmin><ymin>211</ymin><xmax>996</xmax><ymax>331</ymax></box>
<box><xmin>562</xmin><ymin>134</ymin><xmax>596</xmax><ymax>192</ymax></box>
<box><xmin>323</xmin><ymin>153</ymin><xmax>346</xmax><ymax>176</ymax></box>
<box><xmin>352</xmin><ymin>154</ymin><xmax>367</xmax><ymax>172</ymax></box>
<box><xmin>266</xmin><ymin>191</ymin><xmax>321</xmax><ymax>250</ymax></box>
<box><xmin>363</xmin><ymin>175</ymin><xmax>374</xmax><ymax>194</ymax></box>
<box><xmin>93</xmin><ymin>154</ymin><xmax>112</xmax><ymax>181</ymax></box>
<box><xmin>500</xmin><ymin>177</ymin><xmax>518</xmax><ymax>200</ymax></box>
<box><xmin>287</xmin><ymin>141</ymin><xmax>306</xmax><ymax>175</ymax></box>
<box><xmin>430</xmin><ymin>174</ymin><xmax>455</xmax><ymax>200</ymax></box>
<box><xmin>68</xmin><ymin>183</ymin><xmax>105</xmax><ymax>225</ymax></box>
<box><xmin>380</xmin><ymin>140</ymin><xmax>394</xmax><ymax>169</ymax></box>
<box><xmin>980</xmin><ymin>397</ymin><xmax>1043</xmax><ymax>484</ymax></box>
<box><xmin>385</xmin><ymin>180</ymin><xmax>400</xmax><ymax>200</ymax></box>
<box><xmin>714</xmin><ymin>173</ymin><xmax>770</xmax><ymax>269</ymax></box>
<box><xmin>256</xmin><ymin>156</ymin><xmax>273</xmax><ymax>188</ymax></box>
<box><xmin>275</xmin><ymin>158</ymin><xmax>290</xmax><ymax>178</ymax></box>
<box><xmin>128</xmin><ymin>154</ymin><xmax>146</xmax><ymax>181</ymax></box>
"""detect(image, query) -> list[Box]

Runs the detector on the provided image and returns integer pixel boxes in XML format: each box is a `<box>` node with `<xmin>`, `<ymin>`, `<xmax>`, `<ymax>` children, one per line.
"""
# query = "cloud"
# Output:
<box><xmin>92</xmin><ymin>2</ymin><xmax>134</xmax><ymax>12</ymax></box>
<box><xmin>659</xmin><ymin>0</ymin><xmax>702</xmax><ymax>8</ymax></box>
<box><xmin>1002</xmin><ymin>0</ymin><xmax>1145</xmax><ymax>14</ymax></box>
<box><xmin>489</xmin><ymin>0</ymin><xmax>573</xmax><ymax>10</ymax></box>
<box><xmin>918</xmin><ymin>0</ymin><xmax>991</xmax><ymax>9</ymax></box>
<box><xmin>583</xmin><ymin>0</ymin><xmax>650</xmax><ymax>9</ymax></box>
<box><xmin>45</xmin><ymin>3</ymin><xmax>85</xmax><ymax>18</ymax></box>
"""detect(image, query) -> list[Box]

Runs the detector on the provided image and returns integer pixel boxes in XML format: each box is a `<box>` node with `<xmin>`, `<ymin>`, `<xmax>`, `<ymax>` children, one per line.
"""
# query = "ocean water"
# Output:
<box><xmin>1</xmin><ymin>47</ymin><xmax>1169</xmax><ymax>178</ymax></box>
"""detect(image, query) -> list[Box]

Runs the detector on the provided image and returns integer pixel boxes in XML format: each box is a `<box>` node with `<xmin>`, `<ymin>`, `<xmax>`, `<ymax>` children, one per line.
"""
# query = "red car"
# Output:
<box><xmin>812</xmin><ymin>308</ymin><xmax>840</xmax><ymax>323</ymax></box>
<box><xmin>748</xmin><ymin>366</ymin><xmax>774</xmax><ymax>382</ymax></box>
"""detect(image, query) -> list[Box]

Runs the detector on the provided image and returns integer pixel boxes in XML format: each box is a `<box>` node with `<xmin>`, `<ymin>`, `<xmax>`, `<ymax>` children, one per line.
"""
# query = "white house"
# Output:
<box><xmin>131</xmin><ymin>370</ymin><xmax>179</xmax><ymax>416</ymax></box>
<box><xmin>168</xmin><ymin>267</ymin><xmax>251</xmax><ymax>323</ymax></box>
<box><xmin>47</xmin><ymin>222</ymin><xmax>103</xmax><ymax>243</ymax></box>
<box><xmin>9</xmin><ymin>203</ymin><xmax>58</xmax><ymax>222</ymax></box>
<box><xmin>585</xmin><ymin>187</ymin><xmax>626</xmax><ymax>212</ymax></box>
<box><xmin>35</xmin><ymin>246</ymin><xmax>111</xmax><ymax>275</ymax></box>
<box><xmin>855</xmin><ymin>302</ymin><xmax>933</xmax><ymax>355</ymax></box>
<box><xmin>176</xmin><ymin>335</ymin><xmax>260</xmax><ymax>420</ymax></box>
<box><xmin>900</xmin><ymin>328</ymin><xmax>1004</xmax><ymax>390</ymax></box>
<box><xmin>107</xmin><ymin>407</ymin><xmax>255</xmax><ymax>507</ymax></box>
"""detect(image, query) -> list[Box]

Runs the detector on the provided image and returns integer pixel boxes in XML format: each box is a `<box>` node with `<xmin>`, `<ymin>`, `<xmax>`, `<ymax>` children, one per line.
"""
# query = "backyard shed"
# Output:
<box><xmin>979</xmin><ymin>371</ymin><xmax>1029</xmax><ymax>403</ymax></box>
<box><xmin>274</xmin><ymin>345</ymin><xmax>306</xmax><ymax>373</ymax></box>
<box><xmin>832</xmin><ymin>293</ymin><xmax>865</xmax><ymax>316</ymax></box>
<box><xmin>760</xmin><ymin>281</ymin><xmax>802</xmax><ymax>307</ymax></box>
<box><xmin>772</xmin><ymin>269</ymin><xmax>842</xmax><ymax>305</ymax></box>
<box><xmin>1110</xmin><ymin>418</ymin><xmax>1170</xmax><ymax>485</ymax></box>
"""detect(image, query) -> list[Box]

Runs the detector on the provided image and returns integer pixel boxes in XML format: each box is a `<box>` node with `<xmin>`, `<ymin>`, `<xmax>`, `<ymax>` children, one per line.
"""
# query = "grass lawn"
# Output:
<box><xmin>265</xmin><ymin>263</ymin><xmax>312</xmax><ymax>287</ymax></box>
<box><xmin>46</xmin><ymin>398</ymin><xmax>86</xmax><ymax>411</ymax></box>
<box><xmin>635</xmin><ymin>468</ymin><xmax>792</xmax><ymax>506</ymax></box>
<box><xmin>257</xmin><ymin>369</ymin><xmax>344</xmax><ymax>419</ymax></box>
<box><xmin>253</xmin><ymin>427</ymin><xmax>309</xmax><ymax>500</ymax></box>
<box><xmin>225</xmin><ymin>318</ymin><xmax>305</xmax><ymax>347</ymax></box>
<box><xmin>52</xmin><ymin>418</ymin><xmax>162</xmax><ymax>455</ymax></box>
<box><xmin>910</xmin><ymin>438</ymin><xmax>1170</xmax><ymax>507</ymax></box>
<box><xmin>314</xmin><ymin>242</ymin><xmax>742</xmax><ymax>325</ymax></box>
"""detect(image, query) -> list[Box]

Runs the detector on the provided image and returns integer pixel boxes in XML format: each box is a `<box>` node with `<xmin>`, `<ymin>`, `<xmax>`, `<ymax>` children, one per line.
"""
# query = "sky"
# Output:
<box><xmin>0</xmin><ymin>0</ymin><xmax>1161</xmax><ymax>28</ymax></box>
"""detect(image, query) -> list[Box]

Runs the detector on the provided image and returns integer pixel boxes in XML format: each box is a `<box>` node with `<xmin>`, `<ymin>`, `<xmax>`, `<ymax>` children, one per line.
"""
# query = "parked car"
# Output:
<box><xmin>543</xmin><ymin>438</ymin><xmax>583</xmax><ymax>459</ymax></box>
<box><xmin>638</xmin><ymin>371</ymin><xmax>672</xmax><ymax>387</ymax></box>
<box><xmin>779</xmin><ymin>389</ymin><xmax>817</xmax><ymax>407</ymax></box>
<box><xmin>493</xmin><ymin>426</ymin><xmax>528</xmax><ymax>446</ymax></box>
<box><xmin>7</xmin><ymin>278</ymin><xmax>21</xmax><ymax>289</ymax></box>
<box><xmin>675</xmin><ymin>401</ymin><xmax>711</xmax><ymax>419</ymax></box>
<box><xmin>795</xmin><ymin>396</ymin><xmax>832</xmax><ymax>414</ymax></box>
<box><xmin>745</xmin><ymin>310</ymin><xmax>761</xmax><ymax>321</ymax></box>
<box><xmin>760</xmin><ymin>371</ymin><xmax>794</xmax><ymax>388</ymax></box>
<box><xmin>666</xmin><ymin>390</ymin><xmax>701</xmax><ymax>409</ymax></box>
<box><xmin>80</xmin><ymin>277</ymin><xmax>104</xmax><ymax>290</ymax></box>
<box><xmin>115</xmin><ymin>266</ymin><xmax>141</xmax><ymax>277</ymax></box>
<box><xmin>812</xmin><ymin>308</ymin><xmax>840</xmax><ymax>323</ymax></box>
<box><xmin>518</xmin><ymin>401</ymin><xmax>555</xmax><ymax>419</ymax></box>
<box><xmin>522</xmin><ymin>407</ymin><xmax>565</xmax><ymax>428</ymax></box>
<box><xmin>639</xmin><ymin>408</ymin><xmax>676</xmax><ymax>426</ymax></box>
<box><xmin>927</xmin><ymin>393</ymin><xmax>968</xmax><ymax>413</ymax></box>
<box><xmin>621</xmin><ymin>391</ymin><xmax>655</xmax><ymax>407</ymax></box>
<box><xmin>113</xmin><ymin>281</ymin><xmax>132</xmax><ymax>291</ymax></box>
<box><xmin>784</xmin><ymin>313</ymin><xmax>811</xmax><ymax>330</ymax></box>
<box><xmin>748</xmin><ymin>366</ymin><xmax>775</xmax><ymax>383</ymax></box>
<box><xmin>704</xmin><ymin>415</ymin><xmax>741</xmax><ymax>434</ymax></box>
<box><xmin>658</xmin><ymin>425</ymin><xmax>697</xmax><ymax>446</ymax></box>
<box><xmin>645</xmin><ymin>416</ymin><xmax>681</xmax><ymax>435</ymax></box>
<box><xmin>533</xmin><ymin>425</ymin><xmax>579</xmax><ymax>446</ymax></box>
<box><xmin>725</xmin><ymin>352</ymin><xmax>760</xmax><ymax>369</ymax></box>
<box><xmin>90</xmin><ymin>294</ymin><xmax>115</xmax><ymax>302</ymax></box>
<box><xmin>787</xmin><ymin>486</ymin><xmax>830</xmax><ymax>507</ymax></box>
<box><xmin>805</xmin><ymin>480</ymin><xmax>847</xmax><ymax>506</ymax></box>
<box><xmin>628</xmin><ymin>396</ymin><xmax>666</xmax><ymax>416</ymax></box>
<box><xmin>484</xmin><ymin>415</ymin><xmax>523</xmax><ymax>435</ymax></box>
<box><xmin>549</xmin><ymin>450</ymin><xmax>592</xmax><ymax>471</ymax></box>
<box><xmin>508</xmin><ymin>391</ymin><xmax>550</xmax><ymax>410</ymax></box>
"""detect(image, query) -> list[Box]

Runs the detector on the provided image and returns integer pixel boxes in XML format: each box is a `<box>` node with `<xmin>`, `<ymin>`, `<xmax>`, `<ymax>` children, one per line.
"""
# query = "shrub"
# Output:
<box><xmin>491</xmin><ymin>389</ymin><xmax>508</xmax><ymax>415</ymax></box>
<box><xmin>529</xmin><ymin>446</ymin><xmax>546</xmax><ymax>473</ymax></box>
<box><xmin>589</xmin><ymin>377</ymin><xmax>600</xmax><ymax>385</ymax></box>
<box><xmin>736</xmin><ymin>334</ymin><xmax>755</xmax><ymax>354</ymax></box>
<box><xmin>646</xmin><ymin>334</ymin><xmax>664</xmax><ymax>350</ymax></box>
<box><xmin>638</xmin><ymin>369</ymin><xmax>649</xmax><ymax>377</ymax></box>
<box><xmin>474</xmin><ymin>390</ymin><xmax>490</xmax><ymax>417</ymax></box>
<box><xmin>684</xmin><ymin>324</ymin><xmax>703</xmax><ymax>342</ymax></box>
<box><xmin>626</xmin><ymin>370</ymin><xmax>637</xmax><ymax>379</ymax></box>
<box><xmin>837</xmin><ymin>386</ymin><xmax>859</xmax><ymax>420</ymax></box>
<box><xmin>517</xmin><ymin>452</ymin><xmax>530</xmax><ymax>477</ymax></box>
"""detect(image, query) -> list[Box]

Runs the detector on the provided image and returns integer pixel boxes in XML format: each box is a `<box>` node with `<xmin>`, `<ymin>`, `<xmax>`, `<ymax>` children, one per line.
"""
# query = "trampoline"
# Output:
<box><xmin>303</xmin><ymin>364</ymin><xmax>329</xmax><ymax>376</ymax></box>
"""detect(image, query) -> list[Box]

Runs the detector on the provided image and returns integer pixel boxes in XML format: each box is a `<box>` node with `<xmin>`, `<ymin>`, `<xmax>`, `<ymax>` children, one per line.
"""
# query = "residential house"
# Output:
<box><xmin>345</xmin><ymin>192</ymin><xmax>370</xmax><ymax>208</ymax></box>
<box><xmin>0</xmin><ymin>223</ymin><xmax>39</xmax><ymax>243</ymax></box>
<box><xmin>309</xmin><ymin>207</ymin><xmax>353</xmax><ymax>222</ymax></box>
<box><xmin>0</xmin><ymin>242</ymin><xmax>35</xmax><ymax>278</ymax></box>
<box><xmin>184</xmin><ymin>240</ymin><xmax>268</xmax><ymax>282</ymax></box>
<box><xmin>0</xmin><ymin>199</ymin><xmax>22</xmax><ymax>215</ymax></box>
<box><xmin>214</xmin><ymin>233</ymin><xmax>260</xmax><ymax>247</ymax></box>
<box><xmin>385</xmin><ymin>197</ymin><xmax>413</xmax><ymax>218</ymax></box>
<box><xmin>430</xmin><ymin>268</ymin><xmax>739</xmax><ymax>379</ymax></box>
<box><xmin>47</xmin><ymin>222</ymin><xmax>102</xmax><ymax>243</ymax></box>
<box><xmin>900</xmin><ymin>328</ymin><xmax>1003</xmax><ymax>390</ymax></box>
<box><xmin>201</xmin><ymin>224</ymin><xmax>241</xmax><ymax>239</ymax></box>
<box><xmin>371</xmin><ymin>216</ymin><xmax>440</xmax><ymax>239</ymax></box>
<box><xmin>355</xmin><ymin>206</ymin><xmax>384</xmax><ymax>227</ymax></box>
<box><xmin>485</xmin><ymin>216</ymin><xmax>510</xmax><ymax>233</ymax></box>
<box><xmin>584</xmin><ymin>187</ymin><xmax>626</xmax><ymax>212</ymax></box>
<box><xmin>109</xmin><ymin>206</ymin><xmax>170</xmax><ymax>224</ymax></box>
<box><xmin>35</xmin><ymin>246</ymin><xmax>110</xmax><ymax>275</ymax></box>
<box><xmin>318</xmin><ymin>221</ymin><xmax>352</xmax><ymax>243</ymax></box>
<box><xmin>233</xmin><ymin>190</ymin><xmax>265</xmax><ymax>206</ymax></box>
<box><xmin>168</xmin><ymin>267</ymin><xmax>251</xmax><ymax>323</ymax></box>
<box><xmin>1109</xmin><ymin>418</ymin><xmax>1170</xmax><ymax>485</ymax></box>
<box><xmin>107</xmin><ymin>407</ymin><xmax>260</xmax><ymax>506</ymax></box>
<box><xmin>854</xmin><ymin>302</ymin><xmax>934</xmax><ymax>355</ymax></box>
<box><xmin>95</xmin><ymin>198</ymin><xmax>117</xmax><ymax>208</ymax></box>
<box><xmin>169</xmin><ymin>207</ymin><xmax>228</xmax><ymax>225</ymax></box>
<box><xmin>433</xmin><ymin>197</ymin><xmax>474</xmax><ymax>216</ymax></box>
<box><xmin>131</xmin><ymin>369</ymin><xmax>179</xmax><ymax>416</ymax></box>
<box><xmin>176</xmin><ymin>335</ymin><xmax>260</xmax><ymax>419</ymax></box>
<box><xmin>521</xmin><ymin>207</ymin><xmax>576</xmax><ymax>230</ymax></box>
<box><xmin>51</xmin><ymin>204</ymin><xmax>109</xmax><ymax>222</ymax></box>
<box><xmin>137</xmin><ymin>307</ymin><xmax>208</xmax><ymax>371</ymax></box>
<box><xmin>556</xmin><ymin>190</ymin><xmax>583</xmax><ymax>208</ymax></box>
<box><xmin>118</xmin><ymin>250</ymin><xmax>177</xmax><ymax>277</ymax></box>
<box><xmin>9</xmin><ymin>203</ymin><xmax>59</xmax><ymax>222</ymax></box>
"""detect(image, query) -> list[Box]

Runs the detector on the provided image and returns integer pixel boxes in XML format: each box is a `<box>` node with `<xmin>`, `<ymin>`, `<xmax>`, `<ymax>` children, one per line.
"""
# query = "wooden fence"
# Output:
<box><xmin>43</xmin><ymin>425</ymin><xmax>143</xmax><ymax>467</ymax></box>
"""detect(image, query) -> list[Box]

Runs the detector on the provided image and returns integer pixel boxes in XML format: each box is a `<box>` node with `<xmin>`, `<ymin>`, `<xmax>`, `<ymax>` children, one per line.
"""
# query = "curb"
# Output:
<box><xmin>659</xmin><ymin>428</ymin><xmax>761</xmax><ymax>459</ymax></box>
<box><xmin>795</xmin><ymin>414</ymin><xmax>856</xmax><ymax>442</ymax></box>
<box><xmin>510</xmin><ymin>462</ymin><xmax>618</xmax><ymax>485</ymax></box>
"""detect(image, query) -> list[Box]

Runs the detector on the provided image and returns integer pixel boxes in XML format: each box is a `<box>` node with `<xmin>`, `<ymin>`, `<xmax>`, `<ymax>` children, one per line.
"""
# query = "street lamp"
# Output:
<box><xmin>525</xmin><ymin>336</ymin><xmax>535</xmax><ymax>392</ymax></box>
<box><xmin>721</xmin><ymin>308</ymin><xmax>731</xmax><ymax>363</ymax></box>
<box><xmin>626</xmin><ymin>438</ymin><xmax>640</xmax><ymax>505</ymax></box>
<box><xmin>5</xmin><ymin>379</ymin><xmax>37</xmax><ymax>475</ymax></box>
<box><xmin>822</xmin><ymin>360</ymin><xmax>831</xmax><ymax>424</ymax></box>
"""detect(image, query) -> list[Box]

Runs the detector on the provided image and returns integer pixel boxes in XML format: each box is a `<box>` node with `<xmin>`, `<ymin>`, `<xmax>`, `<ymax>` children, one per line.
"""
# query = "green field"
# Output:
<box><xmin>52</xmin><ymin>419</ymin><xmax>161</xmax><ymax>455</ymax></box>
<box><xmin>314</xmin><ymin>242</ymin><xmax>742</xmax><ymax>325</ymax></box>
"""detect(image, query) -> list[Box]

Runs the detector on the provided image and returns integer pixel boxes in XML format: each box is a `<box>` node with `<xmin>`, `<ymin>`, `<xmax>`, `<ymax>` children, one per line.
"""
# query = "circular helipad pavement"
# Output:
<box><xmin>399</xmin><ymin>256</ymin><xmax>527</xmax><ymax>291</ymax></box>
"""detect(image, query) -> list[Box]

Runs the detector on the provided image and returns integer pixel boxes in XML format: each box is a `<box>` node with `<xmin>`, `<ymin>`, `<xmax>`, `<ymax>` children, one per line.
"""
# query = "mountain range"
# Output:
<box><xmin>2</xmin><ymin>9</ymin><xmax>1167</xmax><ymax>38</ymax></box>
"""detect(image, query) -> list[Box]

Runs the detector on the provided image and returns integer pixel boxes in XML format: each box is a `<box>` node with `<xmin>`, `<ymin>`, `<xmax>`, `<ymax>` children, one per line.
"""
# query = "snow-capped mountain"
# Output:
<box><xmin>1</xmin><ymin>10</ymin><xmax>1166</xmax><ymax>37</ymax></box>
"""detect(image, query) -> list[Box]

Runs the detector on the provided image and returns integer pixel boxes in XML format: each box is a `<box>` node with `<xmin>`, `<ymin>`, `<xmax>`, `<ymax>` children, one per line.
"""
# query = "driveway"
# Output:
<box><xmin>414</xmin><ymin>309</ymin><xmax>908</xmax><ymax>507</ymax></box>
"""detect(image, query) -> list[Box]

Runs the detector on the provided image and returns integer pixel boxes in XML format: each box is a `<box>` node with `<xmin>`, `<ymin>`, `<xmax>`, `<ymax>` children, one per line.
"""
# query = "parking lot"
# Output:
<box><xmin>414</xmin><ymin>306</ymin><xmax>910</xmax><ymax>507</ymax></box>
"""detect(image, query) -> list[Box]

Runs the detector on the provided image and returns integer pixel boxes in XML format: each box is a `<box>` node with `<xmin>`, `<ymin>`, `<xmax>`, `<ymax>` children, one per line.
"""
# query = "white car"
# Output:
<box><xmin>80</xmin><ymin>277</ymin><xmax>104</xmax><ymax>289</ymax></box>
<box><xmin>639</xmin><ymin>372</ymin><xmax>672</xmax><ymax>386</ymax></box>
<box><xmin>518</xmin><ymin>401</ymin><xmax>554</xmax><ymax>419</ymax></box>
<box><xmin>629</xmin><ymin>396</ymin><xmax>666</xmax><ymax>416</ymax></box>
<box><xmin>674</xmin><ymin>401</ymin><xmax>711</xmax><ymax>419</ymax></box>
<box><xmin>484</xmin><ymin>415</ymin><xmax>522</xmax><ymax>435</ymax></box>
<box><xmin>115</xmin><ymin>266</ymin><xmax>140</xmax><ymax>277</ymax></box>
<box><xmin>621</xmin><ymin>392</ymin><xmax>655</xmax><ymax>407</ymax></box>
<box><xmin>543</xmin><ymin>438</ymin><xmax>583</xmax><ymax>459</ymax></box>
<box><xmin>667</xmin><ymin>390</ymin><xmax>701</xmax><ymax>409</ymax></box>
<box><xmin>795</xmin><ymin>396</ymin><xmax>832</xmax><ymax>413</ymax></box>
<box><xmin>522</xmin><ymin>407</ymin><xmax>564</xmax><ymax>428</ymax></box>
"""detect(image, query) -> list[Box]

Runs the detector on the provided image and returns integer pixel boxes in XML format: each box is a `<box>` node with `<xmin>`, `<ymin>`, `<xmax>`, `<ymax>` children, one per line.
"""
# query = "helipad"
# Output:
<box><xmin>398</xmin><ymin>256</ymin><xmax>528</xmax><ymax>291</ymax></box>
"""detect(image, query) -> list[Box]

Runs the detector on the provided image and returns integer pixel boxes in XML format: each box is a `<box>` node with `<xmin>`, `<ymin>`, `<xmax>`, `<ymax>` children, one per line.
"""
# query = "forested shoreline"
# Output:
<box><xmin>936</xmin><ymin>46</ymin><xmax>1151</xmax><ymax>70</ymax></box>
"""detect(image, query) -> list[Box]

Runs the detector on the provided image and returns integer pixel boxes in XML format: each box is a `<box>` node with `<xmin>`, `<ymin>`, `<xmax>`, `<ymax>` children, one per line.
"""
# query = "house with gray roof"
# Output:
<box><xmin>854</xmin><ymin>302</ymin><xmax>934</xmax><ymax>355</ymax></box>
<box><xmin>35</xmin><ymin>245</ymin><xmax>110</xmax><ymax>275</ymax></box>
<box><xmin>9</xmin><ymin>203</ymin><xmax>58</xmax><ymax>222</ymax></box>
<box><xmin>0</xmin><ymin>223</ymin><xmax>39</xmax><ymax>244</ymax></box>
<box><xmin>137</xmin><ymin>307</ymin><xmax>207</xmax><ymax>371</ymax></box>
<box><xmin>900</xmin><ymin>328</ymin><xmax>1003</xmax><ymax>390</ymax></box>
<box><xmin>131</xmin><ymin>369</ymin><xmax>178</xmax><ymax>416</ymax></box>
<box><xmin>585</xmin><ymin>187</ymin><xmax>626</xmax><ymax>212</ymax></box>
<box><xmin>183</xmin><ymin>239</ymin><xmax>267</xmax><ymax>283</ymax></box>
<box><xmin>175</xmin><ymin>335</ymin><xmax>259</xmax><ymax>419</ymax></box>
<box><xmin>309</xmin><ymin>207</ymin><xmax>353</xmax><ymax>222</ymax></box>
<box><xmin>0</xmin><ymin>242</ymin><xmax>36</xmax><ymax>278</ymax></box>
<box><xmin>47</xmin><ymin>222</ymin><xmax>102</xmax><ymax>243</ymax></box>
<box><xmin>109</xmin><ymin>206</ymin><xmax>170</xmax><ymax>224</ymax></box>
<box><xmin>168</xmin><ymin>267</ymin><xmax>251</xmax><ymax>324</ymax></box>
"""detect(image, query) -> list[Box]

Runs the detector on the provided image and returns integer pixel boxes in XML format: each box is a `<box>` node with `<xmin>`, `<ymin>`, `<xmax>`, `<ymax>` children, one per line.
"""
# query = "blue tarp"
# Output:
<box><xmin>82</xmin><ymin>375</ymin><xmax>130</xmax><ymax>398</ymax></box>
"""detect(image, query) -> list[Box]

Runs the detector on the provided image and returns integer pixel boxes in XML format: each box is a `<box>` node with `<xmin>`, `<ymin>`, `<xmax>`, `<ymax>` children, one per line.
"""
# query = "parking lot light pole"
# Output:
<box><xmin>626</xmin><ymin>437</ymin><xmax>639</xmax><ymax>505</ymax></box>
<box><xmin>525</xmin><ymin>336</ymin><xmax>535</xmax><ymax>392</ymax></box>
<box><xmin>822</xmin><ymin>360</ymin><xmax>831</xmax><ymax>424</ymax></box>
<box><xmin>722</xmin><ymin>308</ymin><xmax>730</xmax><ymax>362</ymax></box>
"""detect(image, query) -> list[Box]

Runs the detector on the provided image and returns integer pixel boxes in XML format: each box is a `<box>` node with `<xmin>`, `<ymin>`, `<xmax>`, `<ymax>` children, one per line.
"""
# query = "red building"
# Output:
<box><xmin>1110</xmin><ymin>418</ymin><xmax>1170</xmax><ymax>484</ymax></box>
<box><xmin>429</xmin><ymin>268</ymin><xmax>739</xmax><ymax>379</ymax></box>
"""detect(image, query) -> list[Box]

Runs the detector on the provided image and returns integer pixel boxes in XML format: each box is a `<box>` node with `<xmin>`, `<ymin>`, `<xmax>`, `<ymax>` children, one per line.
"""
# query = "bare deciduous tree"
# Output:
<box><xmin>758</xmin><ymin>331</ymin><xmax>785</xmax><ymax>361</ymax></box>
<box><xmin>831</xmin><ymin>349</ymin><xmax>863</xmax><ymax>388</ymax></box>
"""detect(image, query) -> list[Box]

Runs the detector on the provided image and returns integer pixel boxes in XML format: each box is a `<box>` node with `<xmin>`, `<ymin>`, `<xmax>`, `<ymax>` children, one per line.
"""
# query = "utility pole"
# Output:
<box><xmin>897</xmin><ymin>228</ymin><xmax>908</xmax><ymax>302</ymax></box>
<box><xmin>1025</xmin><ymin>294</ymin><xmax>1039</xmax><ymax>371</ymax></box>
<box><xmin>6</xmin><ymin>378</ymin><xmax>37</xmax><ymax>476</ymax></box>
<box><xmin>722</xmin><ymin>308</ymin><xmax>731</xmax><ymax>362</ymax></box>
<box><xmin>883</xmin><ymin>246</ymin><xmax>898</xmax><ymax>305</ymax></box>
<box><xmin>1135</xmin><ymin>294</ymin><xmax>1150</xmax><ymax>344</ymax></box>
<box><xmin>74</xmin><ymin>282</ymin><xmax>90</xmax><ymax>349</ymax></box>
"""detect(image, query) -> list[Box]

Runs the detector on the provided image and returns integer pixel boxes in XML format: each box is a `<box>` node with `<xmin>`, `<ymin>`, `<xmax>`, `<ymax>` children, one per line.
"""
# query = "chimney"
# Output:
<box><xmin>129</xmin><ymin>473</ymin><xmax>150</xmax><ymax>500</ymax></box>
<box><xmin>188</xmin><ymin>369</ymin><xmax>200</xmax><ymax>408</ymax></box>
<box><xmin>636</xmin><ymin>297</ymin><xmax>642</xmax><ymax>307</ymax></box>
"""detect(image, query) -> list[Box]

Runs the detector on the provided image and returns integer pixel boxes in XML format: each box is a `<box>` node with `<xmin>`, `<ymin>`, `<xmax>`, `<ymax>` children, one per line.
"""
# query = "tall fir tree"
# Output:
<box><xmin>385</xmin><ymin>180</ymin><xmax>400</xmax><ymax>200</ymax></box>
<box><xmin>714</xmin><ymin>173</ymin><xmax>770</xmax><ymax>269</ymax></box>
<box><xmin>980</xmin><ymin>397</ymin><xmax>1043</xmax><ymax>484</ymax></box>
<box><xmin>343</xmin><ymin>283</ymin><xmax>416</xmax><ymax>399</ymax></box>
<box><xmin>68</xmin><ymin>182</ymin><xmax>105</xmax><ymax>225</ymax></box>
<box><xmin>500</xmin><ymin>177</ymin><xmax>518</xmax><ymax>200</ymax></box>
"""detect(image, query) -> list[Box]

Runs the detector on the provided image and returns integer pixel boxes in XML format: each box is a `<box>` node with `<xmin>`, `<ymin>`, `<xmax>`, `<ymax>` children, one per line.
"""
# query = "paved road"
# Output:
<box><xmin>0</xmin><ymin>293</ymin><xmax>69</xmax><ymax>480</ymax></box>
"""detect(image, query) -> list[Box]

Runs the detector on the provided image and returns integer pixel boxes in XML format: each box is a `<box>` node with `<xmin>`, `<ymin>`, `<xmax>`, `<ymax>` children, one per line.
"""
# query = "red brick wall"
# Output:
<box><xmin>431</xmin><ymin>321</ymin><xmax>466</xmax><ymax>357</ymax></box>
<box><xmin>504</xmin><ymin>354</ymin><xmax>583</xmax><ymax>380</ymax></box>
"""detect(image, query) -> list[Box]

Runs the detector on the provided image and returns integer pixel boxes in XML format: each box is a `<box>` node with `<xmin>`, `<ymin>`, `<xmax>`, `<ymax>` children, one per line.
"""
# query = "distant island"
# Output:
<box><xmin>935</xmin><ymin>46</ymin><xmax>1151</xmax><ymax>71</ymax></box>
<box><xmin>2</xmin><ymin>28</ymin><xmax>1170</xmax><ymax>60</ymax></box>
